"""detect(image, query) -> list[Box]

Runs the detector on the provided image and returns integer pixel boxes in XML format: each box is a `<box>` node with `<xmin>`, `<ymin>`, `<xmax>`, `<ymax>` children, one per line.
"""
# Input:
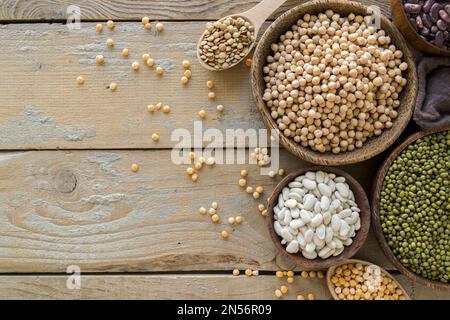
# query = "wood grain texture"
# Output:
<box><xmin>0</xmin><ymin>22</ymin><xmax>262</xmax><ymax>150</ymax></box>
<box><xmin>0</xmin><ymin>149</ymin><xmax>392</xmax><ymax>273</ymax></box>
<box><xmin>0</xmin><ymin>274</ymin><xmax>444</xmax><ymax>300</ymax></box>
<box><xmin>0</xmin><ymin>0</ymin><xmax>390</xmax><ymax>21</ymax></box>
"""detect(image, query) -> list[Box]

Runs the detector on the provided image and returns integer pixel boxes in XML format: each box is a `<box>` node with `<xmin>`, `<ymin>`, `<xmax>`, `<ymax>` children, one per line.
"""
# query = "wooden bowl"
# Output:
<box><xmin>372</xmin><ymin>126</ymin><xmax>450</xmax><ymax>291</ymax></box>
<box><xmin>326</xmin><ymin>259</ymin><xmax>411</xmax><ymax>300</ymax></box>
<box><xmin>251</xmin><ymin>0</ymin><xmax>418</xmax><ymax>166</ymax></box>
<box><xmin>390</xmin><ymin>0</ymin><xmax>450</xmax><ymax>56</ymax></box>
<box><xmin>266</xmin><ymin>166</ymin><xmax>371</xmax><ymax>269</ymax></box>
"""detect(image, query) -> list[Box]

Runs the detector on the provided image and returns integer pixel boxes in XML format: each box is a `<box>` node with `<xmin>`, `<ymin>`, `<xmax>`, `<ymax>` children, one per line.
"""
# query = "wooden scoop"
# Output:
<box><xmin>197</xmin><ymin>0</ymin><xmax>289</xmax><ymax>71</ymax></box>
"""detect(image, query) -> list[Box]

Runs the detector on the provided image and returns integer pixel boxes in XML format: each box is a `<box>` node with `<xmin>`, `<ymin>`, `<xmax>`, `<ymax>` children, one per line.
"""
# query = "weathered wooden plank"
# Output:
<box><xmin>0</xmin><ymin>0</ymin><xmax>390</xmax><ymax>22</ymax></box>
<box><xmin>0</xmin><ymin>149</ymin><xmax>392</xmax><ymax>273</ymax></box>
<box><xmin>2</xmin><ymin>274</ymin><xmax>444</xmax><ymax>300</ymax></box>
<box><xmin>0</xmin><ymin>274</ymin><xmax>333</xmax><ymax>300</ymax></box>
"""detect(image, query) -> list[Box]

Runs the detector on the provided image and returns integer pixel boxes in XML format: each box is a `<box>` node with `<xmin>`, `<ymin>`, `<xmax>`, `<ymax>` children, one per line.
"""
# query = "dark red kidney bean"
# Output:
<box><xmin>439</xmin><ymin>9</ymin><xmax>450</xmax><ymax>23</ymax></box>
<box><xmin>409</xmin><ymin>17</ymin><xmax>418</xmax><ymax>30</ymax></box>
<box><xmin>423</xmin><ymin>0</ymin><xmax>435</xmax><ymax>13</ymax></box>
<box><xmin>430</xmin><ymin>3</ymin><xmax>442</xmax><ymax>22</ymax></box>
<box><xmin>422</xmin><ymin>26</ymin><xmax>431</xmax><ymax>36</ymax></box>
<box><xmin>416</xmin><ymin>15</ymin><xmax>424</xmax><ymax>28</ymax></box>
<box><xmin>445</xmin><ymin>4</ymin><xmax>450</xmax><ymax>15</ymax></box>
<box><xmin>431</xmin><ymin>25</ymin><xmax>438</xmax><ymax>34</ymax></box>
<box><xmin>404</xmin><ymin>3</ymin><xmax>423</xmax><ymax>14</ymax></box>
<box><xmin>437</xmin><ymin>19</ymin><xmax>447</xmax><ymax>31</ymax></box>
<box><xmin>435</xmin><ymin>31</ymin><xmax>444</xmax><ymax>47</ymax></box>
<box><xmin>421</xmin><ymin>12</ymin><xmax>433</xmax><ymax>28</ymax></box>
<box><xmin>444</xmin><ymin>31</ymin><xmax>450</xmax><ymax>40</ymax></box>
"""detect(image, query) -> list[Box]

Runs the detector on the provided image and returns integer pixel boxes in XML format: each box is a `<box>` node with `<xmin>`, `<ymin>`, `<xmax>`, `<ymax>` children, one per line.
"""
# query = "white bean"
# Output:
<box><xmin>318</xmin><ymin>183</ymin><xmax>332</xmax><ymax>197</ymax></box>
<box><xmin>302</xmin><ymin>178</ymin><xmax>316</xmax><ymax>190</ymax></box>
<box><xmin>300</xmin><ymin>210</ymin><xmax>312</xmax><ymax>224</ymax></box>
<box><xmin>286</xmin><ymin>240</ymin><xmax>299</xmax><ymax>253</ymax></box>
<box><xmin>311</xmin><ymin>214</ymin><xmax>323</xmax><ymax>228</ymax></box>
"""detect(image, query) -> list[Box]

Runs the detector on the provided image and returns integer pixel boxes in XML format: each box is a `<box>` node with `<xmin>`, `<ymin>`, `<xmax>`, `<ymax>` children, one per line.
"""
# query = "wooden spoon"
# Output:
<box><xmin>197</xmin><ymin>0</ymin><xmax>289</xmax><ymax>71</ymax></box>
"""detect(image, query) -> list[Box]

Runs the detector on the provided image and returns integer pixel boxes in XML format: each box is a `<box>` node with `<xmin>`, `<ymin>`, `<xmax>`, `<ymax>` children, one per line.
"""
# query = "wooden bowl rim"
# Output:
<box><xmin>372</xmin><ymin>126</ymin><xmax>450</xmax><ymax>291</ymax></box>
<box><xmin>266</xmin><ymin>166</ymin><xmax>371</xmax><ymax>269</ymax></box>
<box><xmin>326</xmin><ymin>258</ymin><xmax>411</xmax><ymax>300</ymax></box>
<box><xmin>390</xmin><ymin>0</ymin><xmax>450</xmax><ymax>56</ymax></box>
<box><xmin>251</xmin><ymin>0</ymin><xmax>418</xmax><ymax>166</ymax></box>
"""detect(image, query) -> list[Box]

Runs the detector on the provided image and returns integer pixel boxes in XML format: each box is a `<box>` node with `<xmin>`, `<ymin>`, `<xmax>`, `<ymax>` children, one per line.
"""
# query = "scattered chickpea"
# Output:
<box><xmin>276</xmin><ymin>271</ymin><xmax>284</xmax><ymax>278</ymax></box>
<box><xmin>258</xmin><ymin>204</ymin><xmax>265</xmax><ymax>212</ymax></box>
<box><xmin>191</xmin><ymin>173</ymin><xmax>198</xmax><ymax>182</ymax></box>
<box><xmin>106</xmin><ymin>38</ymin><xmax>114</xmax><ymax>47</ymax></box>
<box><xmin>108</xmin><ymin>82</ymin><xmax>117</xmax><ymax>92</ymax></box>
<box><xmin>252</xmin><ymin>192</ymin><xmax>260</xmax><ymax>199</ymax></box>
<box><xmin>240</xmin><ymin>169</ymin><xmax>248</xmax><ymax>177</ymax></box>
<box><xmin>307</xmin><ymin>293</ymin><xmax>315</xmax><ymax>300</ymax></box>
<box><xmin>131</xmin><ymin>61</ymin><xmax>140</xmax><ymax>70</ymax></box>
<box><xmin>199</xmin><ymin>156</ymin><xmax>205</xmax><ymax>164</ymax></box>
<box><xmin>96</xmin><ymin>24</ymin><xmax>103</xmax><ymax>32</ymax></box>
<box><xmin>182</xmin><ymin>60</ymin><xmax>191</xmax><ymax>69</ymax></box>
<box><xmin>96</xmin><ymin>55</ymin><xmax>105</xmax><ymax>64</ymax></box>
<box><xmin>106</xmin><ymin>20</ymin><xmax>114</xmax><ymax>29</ymax></box>
<box><xmin>280</xmin><ymin>286</ymin><xmax>288</xmax><ymax>294</ymax></box>
<box><xmin>156</xmin><ymin>22</ymin><xmax>164</xmax><ymax>32</ymax></box>
<box><xmin>146</xmin><ymin>58</ymin><xmax>155</xmax><ymax>67</ymax></box>
<box><xmin>297</xmin><ymin>294</ymin><xmax>305</xmax><ymax>300</ymax></box>
<box><xmin>151</xmin><ymin>133</ymin><xmax>160</xmax><ymax>142</ymax></box>
<box><xmin>187</xmin><ymin>167</ymin><xmax>195</xmax><ymax>175</ymax></box>
<box><xmin>235</xmin><ymin>216</ymin><xmax>243</xmax><ymax>224</ymax></box>
<box><xmin>194</xmin><ymin>162</ymin><xmax>202</xmax><ymax>171</ymax></box>
<box><xmin>145</xmin><ymin>23</ymin><xmax>152</xmax><ymax>30</ymax></box>
<box><xmin>131</xmin><ymin>163</ymin><xmax>139</xmax><ymax>173</ymax></box>
<box><xmin>206</xmin><ymin>157</ymin><xmax>215</xmax><ymax>166</ymax></box>
<box><xmin>199</xmin><ymin>207</ymin><xmax>207</xmax><ymax>215</ymax></box>
<box><xmin>206</xmin><ymin>80</ymin><xmax>215</xmax><ymax>89</ymax></box>
<box><xmin>142</xmin><ymin>16</ymin><xmax>150</xmax><ymax>25</ymax></box>
<box><xmin>275</xmin><ymin>289</ymin><xmax>283</xmax><ymax>298</ymax></box>
<box><xmin>156</xmin><ymin>67</ymin><xmax>164</xmax><ymax>76</ymax></box>
<box><xmin>238</xmin><ymin>179</ymin><xmax>247</xmax><ymax>187</ymax></box>
<box><xmin>198</xmin><ymin>110</ymin><xmax>207</xmax><ymax>119</ymax></box>
<box><xmin>216</xmin><ymin>104</ymin><xmax>224</xmax><ymax>112</ymax></box>
<box><xmin>147</xmin><ymin>104</ymin><xmax>155</xmax><ymax>112</ymax></box>
<box><xmin>301</xmin><ymin>271</ymin><xmax>309</xmax><ymax>279</ymax></box>
<box><xmin>208</xmin><ymin>92</ymin><xmax>216</xmax><ymax>100</ymax></box>
<box><xmin>286</xmin><ymin>271</ymin><xmax>294</xmax><ymax>277</ymax></box>
<box><xmin>184</xmin><ymin>70</ymin><xmax>192</xmax><ymax>79</ymax></box>
<box><xmin>278</xmin><ymin>169</ymin><xmax>285</xmax><ymax>176</ymax></box>
<box><xmin>211</xmin><ymin>214</ymin><xmax>219</xmax><ymax>223</ymax></box>
<box><xmin>268</xmin><ymin>170</ymin><xmax>276</xmax><ymax>178</ymax></box>
<box><xmin>228</xmin><ymin>217</ymin><xmax>235</xmax><ymax>225</ymax></box>
<box><xmin>252</xmin><ymin>270</ymin><xmax>259</xmax><ymax>276</ymax></box>
<box><xmin>76</xmin><ymin>76</ymin><xmax>85</xmax><ymax>85</ymax></box>
<box><xmin>162</xmin><ymin>105</ymin><xmax>171</xmax><ymax>113</ymax></box>
<box><xmin>122</xmin><ymin>48</ymin><xmax>129</xmax><ymax>57</ymax></box>
<box><xmin>245</xmin><ymin>58</ymin><xmax>252</xmax><ymax>67</ymax></box>
<box><xmin>189</xmin><ymin>152</ymin><xmax>196</xmax><ymax>161</ymax></box>
<box><xmin>245</xmin><ymin>269</ymin><xmax>253</xmax><ymax>277</ymax></box>
<box><xmin>156</xmin><ymin>102</ymin><xmax>162</xmax><ymax>110</ymax></box>
<box><xmin>142</xmin><ymin>53</ymin><xmax>150</xmax><ymax>62</ymax></box>
<box><xmin>232</xmin><ymin>269</ymin><xmax>240</xmax><ymax>276</ymax></box>
<box><xmin>181</xmin><ymin>76</ymin><xmax>189</xmax><ymax>85</ymax></box>
<box><xmin>261</xmin><ymin>209</ymin><xmax>268</xmax><ymax>216</ymax></box>
<box><xmin>208</xmin><ymin>208</ymin><xmax>216</xmax><ymax>215</ymax></box>
<box><xmin>255</xmin><ymin>186</ymin><xmax>264</xmax><ymax>194</ymax></box>
<box><xmin>246</xmin><ymin>186</ymin><xmax>253</xmax><ymax>194</ymax></box>
<box><xmin>309</xmin><ymin>271</ymin><xmax>317</xmax><ymax>278</ymax></box>
<box><xmin>317</xmin><ymin>271</ymin><xmax>324</xmax><ymax>279</ymax></box>
<box><xmin>287</xmin><ymin>277</ymin><xmax>294</xmax><ymax>284</ymax></box>
<box><xmin>221</xmin><ymin>230</ymin><xmax>229</xmax><ymax>239</ymax></box>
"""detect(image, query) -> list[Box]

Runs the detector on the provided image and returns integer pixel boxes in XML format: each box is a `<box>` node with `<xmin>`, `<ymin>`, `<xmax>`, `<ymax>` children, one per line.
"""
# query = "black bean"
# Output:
<box><xmin>416</xmin><ymin>15</ymin><xmax>424</xmax><ymax>28</ymax></box>
<box><xmin>422</xmin><ymin>26</ymin><xmax>431</xmax><ymax>36</ymax></box>
<box><xmin>439</xmin><ymin>9</ymin><xmax>450</xmax><ymax>23</ymax></box>
<box><xmin>437</xmin><ymin>19</ymin><xmax>448</xmax><ymax>30</ymax></box>
<box><xmin>430</xmin><ymin>3</ymin><xmax>442</xmax><ymax>22</ymax></box>
<box><xmin>444</xmin><ymin>31</ymin><xmax>449</xmax><ymax>40</ymax></box>
<box><xmin>404</xmin><ymin>3</ymin><xmax>423</xmax><ymax>14</ymax></box>
<box><xmin>445</xmin><ymin>4</ymin><xmax>450</xmax><ymax>16</ymax></box>
<box><xmin>423</xmin><ymin>0</ymin><xmax>435</xmax><ymax>13</ymax></box>
<box><xmin>435</xmin><ymin>30</ymin><xmax>444</xmax><ymax>46</ymax></box>
<box><xmin>431</xmin><ymin>25</ymin><xmax>439</xmax><ymax>33</ymax></box>
<box><xmin>421</xmin><ymin>12</ymin><xmax>434</xmax><ymax>28</ymax></box>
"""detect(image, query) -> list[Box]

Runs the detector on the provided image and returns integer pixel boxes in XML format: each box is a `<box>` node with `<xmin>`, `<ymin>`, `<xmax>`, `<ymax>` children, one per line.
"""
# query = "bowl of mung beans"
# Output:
<box><xmin>372</xmin><ymin>126</ymin><xmax>450</xmax><ymax>291</ymax></box>
<box><xmin>250</xmin><ymin>0</ymin><xmax>418</xmax><ymax>165</ymax></box>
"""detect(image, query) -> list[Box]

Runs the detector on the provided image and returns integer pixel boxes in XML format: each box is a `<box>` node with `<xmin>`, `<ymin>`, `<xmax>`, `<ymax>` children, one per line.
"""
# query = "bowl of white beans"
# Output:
<box><xmin>251</xmin><ymin>0</ymin><xmax>417</xmax><ymax>165</ymax></box>
<box><xmin>267</xmin><ymin>166</ymin><xmax>370</xmax><ymax>268</ymax></box>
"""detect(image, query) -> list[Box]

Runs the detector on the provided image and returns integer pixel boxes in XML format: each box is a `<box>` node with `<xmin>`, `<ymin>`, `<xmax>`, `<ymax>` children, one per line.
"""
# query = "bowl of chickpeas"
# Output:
<box><xmin>250</xmin><ymin>0</ymin><xmax>417</xmax><ymax>165</ymax></box>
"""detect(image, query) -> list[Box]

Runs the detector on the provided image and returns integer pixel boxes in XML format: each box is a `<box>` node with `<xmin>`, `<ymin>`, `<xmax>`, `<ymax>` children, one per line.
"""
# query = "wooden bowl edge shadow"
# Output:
<box><xmin>326</xmin><ymin>258</ymin><xmax>412</xmax><ymax>300</ymax></box>
<box><xmin>266</xmin><ymin>166</ymin><xmax>371</xmax><ymax>269</ymax></box>
<box><xmin>390</xmin><ymin>0</ymin><xmax>450</xmax><ymax>56</ymax></box>
<box><xmin>371</xmin><ymin>126</ymin><xmax>450</xmax><ymax>291</ymax></box>
<box><xmin>251</xmin><ymin>0</ymin><xmax>418</xmax><ymax>166</ymax></box>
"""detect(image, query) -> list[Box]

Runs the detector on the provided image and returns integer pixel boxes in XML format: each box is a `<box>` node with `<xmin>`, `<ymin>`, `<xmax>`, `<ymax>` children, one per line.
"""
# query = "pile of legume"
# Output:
<box><xmin>329</xmin><ymin>262</ymin><xmax>407</xmax><ymax>300</ymax></box>
<box><xmin>199</xmin><ymin>17</ymin><xmax>256</xmax><ymax>70</ymax></box>
<box><xmin>380</xmin><ymin>130</ymin><xmax>450</xmax><ymax>283</ymax></box>
<box><xmin>263</xmin><ymin>10</ymin><xmax>408</xmax><ymax>154</ymax></box>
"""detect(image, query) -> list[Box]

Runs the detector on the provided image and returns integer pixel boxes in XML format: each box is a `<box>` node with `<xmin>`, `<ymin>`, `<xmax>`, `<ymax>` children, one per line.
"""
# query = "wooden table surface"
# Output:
<box><xmin>0</xmin><ymin>0</ymin><xmax>447</xmax><ymax>300</ymax></box>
